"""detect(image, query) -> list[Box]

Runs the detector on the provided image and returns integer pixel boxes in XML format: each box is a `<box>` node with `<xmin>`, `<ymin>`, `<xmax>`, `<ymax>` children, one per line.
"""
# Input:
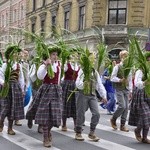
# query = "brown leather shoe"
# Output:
<box><xmin>110</xmin><ymin>118</ymin><xmax>117</xmax><ymax>130</ymax></box>
<box><xmin>8</xmin><ymin>129</ymin><xmax>16</xmax><ymax>135</ymax></box>
<box><xmin>120</xmin><ymin>126</ymin><xmax>129</xmax><ymax>132</ymax></box>
<box><xmin>88</xmin><ymin>133</ymin><xmax>100</xmax><ymax>142</ymax></box>
<box><xmin>75</xmin><ymin>133</ymin><xmax>84</xmax><ymax>141</ymax></box>
<box><xmin>62</xmin><ymin>126</ymin><xmax>67</xmax><ymax>131</ymax></box>
<box><xmin>134</xmin><ymin>129</ymin><xmax>142</xmax><ymax>142</ymax></box>
<box><xmin>43</xmin><ymin>140</ymin><xmax>52</xmax><ymax>147</ymax></box>
<box><xmin>142</xmin><ymin>138</ymin><xmax>150</xmax><ymax>144</ymax></box>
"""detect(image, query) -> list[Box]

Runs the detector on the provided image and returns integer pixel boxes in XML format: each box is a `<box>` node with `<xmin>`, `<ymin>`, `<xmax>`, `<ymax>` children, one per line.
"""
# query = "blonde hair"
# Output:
<box><xmin>119</xmin><ymin>50</ymin><xmax>128</xmax><ymax>59</ymax></box>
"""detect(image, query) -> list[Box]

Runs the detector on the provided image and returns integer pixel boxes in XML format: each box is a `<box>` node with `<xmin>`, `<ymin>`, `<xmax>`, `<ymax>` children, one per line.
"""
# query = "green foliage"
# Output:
<box><xmin>97</xmin><ymin>43</ymin><xmax>107</xmax><ymax>71</ymax></box>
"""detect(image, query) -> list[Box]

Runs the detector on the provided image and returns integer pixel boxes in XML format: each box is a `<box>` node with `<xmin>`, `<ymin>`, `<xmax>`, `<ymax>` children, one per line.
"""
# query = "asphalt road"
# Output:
<box><xmin>0</xmin><ymin>103</ymin><xmax>150</xmax><ymax>150</ymax></box>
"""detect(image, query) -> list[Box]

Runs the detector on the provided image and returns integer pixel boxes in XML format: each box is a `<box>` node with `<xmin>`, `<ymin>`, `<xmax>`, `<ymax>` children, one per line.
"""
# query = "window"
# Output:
<box><xmin>41</xmin><ymin>20</ymin><xmax>45</xmax><ymax>37</ymax></box>
<box><xmin>51</xmin><ymin>15</ymin><xmax>57</xmax><ymax>36</ymax></box>
<box><xmin>64</xmin><ymin>11</ymin><xmax>69</xmax><ymax>30</ymax></box>
<box><xmin>33</xmin><ymin>0</ymin><xmax>36</xmax><ymax>11</ymax></box>
<box><xmin>108</xmin><ymin>0</ymin><xmax>127</xmax><ymax>24</ymax></box>
<box><xmin>6</xmin><ymin>13</ymin><xmax>8</xmax><ymax>26</ymax></box>
<box><xmin>31</xmin><ymin>23</ymin><xmax>35</xmax><ymax>33</ymax></box>
<box><xmin>14</xmin><ymin>9</ymin><xmax>17</xmax><ymax>22</ymax></box>
<box><xmin>1</xmin><ymin>15</ymin><xmax>4</xmax><ymax>27</ymax></box>
<box><xmin>43</xmin><ymin>0</ymin><xmax>46</xmax><ymax>7</ymax></box>
<box><xmin>79</xmin><ymin>5</ymin><xmax>85</xmax><ymax>30</ymax></box>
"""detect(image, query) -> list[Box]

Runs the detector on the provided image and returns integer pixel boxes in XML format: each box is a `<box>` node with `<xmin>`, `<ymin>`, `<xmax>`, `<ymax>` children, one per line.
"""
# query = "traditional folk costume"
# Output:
<box><xmin>75</xmin><ymin>68</ymin><xmax>107</xmax><ymax>141</ymax></box>
<box><xmin>35</xmin><ymin>60</ymin><xmax>62</xmax><ymax>147</ymax></box>
<box><xmin>61</xmin><ymin>62</ymin><xmax>80</xmax><ymax>131</ymax></box>
<box><xmin>128</xmin><ymin>69</ymin><xmax>150</xmax><ymax>143</ymax></box>
<box><xmin>0</xmin><ymin>62</ymin><xmax>25</xmax><ymax>135</ymax></box>
<box><xmin>26</xmin><ymin>47</ymin><xmax>62</xmax><ymax>147</ymax></box>
<box><xmin>110</xmin><ymin>60</ymin><xmax>133</xmax><ymax>132</ymax></box>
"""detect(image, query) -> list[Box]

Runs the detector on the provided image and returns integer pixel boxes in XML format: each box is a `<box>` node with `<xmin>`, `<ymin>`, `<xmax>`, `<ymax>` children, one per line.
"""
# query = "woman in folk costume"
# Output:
<box><xmin>27</xmin><ymin>47</ymin><xmax>62</xmax><ymax>147</ymax></box>
<box><xmin>128</xmin><ymin>52</ymin><xmax>150</xmax><ymax>144</ymax></box>
<box><xmin>61</xmin><ymin>54</ymin><xmax>80</xmax><ymax>131</ymax></box>
<box><xmin>0</xmin><ymin>45</ymin><xmax>25</xmax><ymax>135</ymax></box>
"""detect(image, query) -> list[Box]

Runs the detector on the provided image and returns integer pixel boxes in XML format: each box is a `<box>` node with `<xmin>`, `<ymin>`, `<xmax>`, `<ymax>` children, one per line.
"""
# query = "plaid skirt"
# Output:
<box><xmin>0</xmin><ymin>81</ymin><xmax>24</xmax><ymax>121</ymax></box>
<box><xmin>128</xmin><ymin>87</ymin><xmax>150</xmax><ymax>128</ymax></box>
<box><xmin>61</xmin><ymin>80</ymin><xmax>76</xmax><ymax>119</ymax></box>
<box><xmin>26</xmin><ymin>86</ymin><xmax>41</xmax><ymax>120</ymax></box>
<box><xmin>34</xmin><ymin>83</ymin><xmax>62</xmax><ymax>127</ymax></box>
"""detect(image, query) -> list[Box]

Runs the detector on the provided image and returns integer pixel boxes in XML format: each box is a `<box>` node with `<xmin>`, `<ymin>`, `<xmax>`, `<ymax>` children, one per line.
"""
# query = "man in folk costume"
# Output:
<box><xmin>128</xmin><ymin>52</ymin><xmax>150</xmax><ymax>144</ymax></box>
<box><xmin>75</xmin><ymin>52</ymin><xmax>107</xmax><ymax>142</ymax></box>
<box><xmin>27</xmin><ymin>47</ymin><xmax>62</xmax><ymax>147</ymax></box>
<box><xmin>61</xmin><ymin>54</ymin><xmax>80</xmax><ymax>131</ymax></box>
<box><xmin>110</xmin><ymin>50</ymin><xmax>133</xmax><ymax>132</ymax></box>
<box><xmin>0</xmin><ymin>45</ymin><xmax>25</xmax><ymax>135</ymax></box>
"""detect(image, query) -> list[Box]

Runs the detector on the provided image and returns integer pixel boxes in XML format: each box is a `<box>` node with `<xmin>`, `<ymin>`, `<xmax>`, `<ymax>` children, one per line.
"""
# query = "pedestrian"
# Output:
<box><xmin>27</xmin><ymin>46</ymin><xmax>62</xmax><ymax>147</ymax></box>
<box><xmin>101</xmin><ymin>61</ymin><xmax>116</xmax><ymax>115</ymax></box>
<box><xmin>75</xmin><ymin>52</ymin><xmax>107</xmax><ymax>142</ymax></box>
<box><xmin>110</xmin><ymin>50</ymin><xmax>133</xmax><ymax>132</ymax></box>
<box><xmin>128</xmin><ymin>51</ymin><xmax>150</xmax><ymax>144</ymax></box>
<box><xmin>61</xmin><ymin>54</ymin><xmax>80</xmax><ymax>131</ymax></box>
<box><xmin>0</xmin><ymin>45</ymin><xmax>25</xmax><ymax>135</ymax></box>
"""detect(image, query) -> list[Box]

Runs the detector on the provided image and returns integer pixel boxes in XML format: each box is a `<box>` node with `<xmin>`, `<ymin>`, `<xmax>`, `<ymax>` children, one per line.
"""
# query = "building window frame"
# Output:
<box><xmin>78</xmin><ymin>0</ymin><xmax>87</xmax><ymax>30</ymax></box>
<box><xmin>30</xmin><ymin>16</ymin><xmax>37</xmax><ymax>41</ymax></box>
<box><xmin>62</xmin><ymin>2</ymin><xmax>72</xmax><ymax>32</ymax></box>
<box><xmin>33</xmin><ymin>0</ymin><xmax>36</xmax><ymax>11</ymax></box>
<box><xmin>79</xmin><ymin>5</ymin><xmax>85</xmax><ymax>30</ymax></box>
<box><xmin>108</xmin><ymin>0</ymin><xmax>127</xmax><ymax>24</ymax></box>
<box><xmin>39</xmin><ymin>12</ymin><xmax>47</xmax><ymax>37</ymax></box>
<box><xmin>50</xmin><ymin>5</ymin><xmax>58</xmax><ymax>37</ymax></box>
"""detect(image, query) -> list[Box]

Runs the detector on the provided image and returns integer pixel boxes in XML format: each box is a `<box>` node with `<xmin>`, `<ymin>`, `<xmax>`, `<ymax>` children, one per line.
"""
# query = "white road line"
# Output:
<box><xmin>52</xmin><ymin>128</ymin><xmax>136</xmax><ymax>150</ymax></box>
<box><xmin>101</xmin><ymin>119</ymin><xmax>150</xmax><ymax>139</ymax></box>
<box><xmin>0</xmin><ymin>126</ymin><xmax>61</xmax><ymax>150</ymax></box>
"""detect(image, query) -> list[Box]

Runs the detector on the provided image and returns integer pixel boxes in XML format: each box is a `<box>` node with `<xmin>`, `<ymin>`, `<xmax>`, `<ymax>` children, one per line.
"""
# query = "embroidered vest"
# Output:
<box><xmin>113</xmin><ymin>66</ymin><xmax>126</xmax><ymax>90</ymax></box>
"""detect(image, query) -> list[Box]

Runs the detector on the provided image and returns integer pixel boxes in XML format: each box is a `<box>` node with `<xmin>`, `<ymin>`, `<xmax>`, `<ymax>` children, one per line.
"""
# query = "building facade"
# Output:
<box><xmin>12</xmin><ymin>0</ymin><xmax>150</xmax><ymax>51</ymax></box>
<box><xmin>0</xmin><ymin>0</ymin><xmax>26</xmax><ymax>52</ymax></box>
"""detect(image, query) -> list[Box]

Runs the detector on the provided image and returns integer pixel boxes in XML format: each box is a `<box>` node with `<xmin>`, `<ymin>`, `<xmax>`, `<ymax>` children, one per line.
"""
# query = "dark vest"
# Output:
<box><xmin>64</xmin><ymin>63</ymin><xmax>79</xmax><ymax>81</ymax></box>
<box><xmin>113</xmin><ymin>65</ymin><xmax>126</xmax><ymax>90</ymax></box>
<box><xmin>43</xmin><ymin>65</ymin><xmax>59</xmax><ymax>84</ymax></box>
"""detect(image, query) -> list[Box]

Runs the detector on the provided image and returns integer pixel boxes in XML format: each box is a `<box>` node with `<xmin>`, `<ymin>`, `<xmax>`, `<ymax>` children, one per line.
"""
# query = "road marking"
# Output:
<box><xmin>52</xmin><ymin>128</ymin><xmax>136</xmax><ymax>150</ymax></box>
<box><xmin>0</xmin><ymin>126</ymin><xmax>61</xmax><ymax>150</ymax></box>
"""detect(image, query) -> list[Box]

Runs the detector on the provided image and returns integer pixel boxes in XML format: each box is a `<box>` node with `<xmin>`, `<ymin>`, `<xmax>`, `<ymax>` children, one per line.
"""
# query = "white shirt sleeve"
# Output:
<box><xmin>75</xmin><ymin>69</ymin><xmax>84</xmax><ymax>90</ymax></box>
<box><xmin>0</xmin><ymin>63</ymin><xmax>7</xmax><ymax>85</ymax></box>
<box><xmin>18</xmin><ymin>64</ymin><xmax>25</xmax><ymax>92</ymax></box>
<box><xmin>95</xmin><ymin>70</ymin><xmax>107</xmax><ymax>99</ymax></box>
<box><xmin>37</xmin><ymin>64</ymin><xmax>47</xmax><ymax>80</ymax></box>
<box><xmin>29</xmin><ymin>64</ymin><xmax>37</xmax><ymax>82</ymax></box>
<box><xmin>127</xmin><ymin>71</ymin><xmax>133</xmax><ymax>93</ymax></box>
<box><xmin>64</xmin><ymin>63</ymin><xmax>68</xmax><ymax>72</ymax></box>
<box><xmin>110</xmin><ymin>64</ymin><xmax>121</xmax><ymax>82</ymax></box>
<box><xmin>134</xmin><ymin>69</ymin><xmax>145</xmax><ymax>89</ymax></box>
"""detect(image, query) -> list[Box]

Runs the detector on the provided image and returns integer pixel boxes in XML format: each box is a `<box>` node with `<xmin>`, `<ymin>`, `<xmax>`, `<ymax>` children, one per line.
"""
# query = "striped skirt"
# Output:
<box><xmin>61</xmin><ymin>80</ymin><xmax>77</xmax><ymax>119</ymax></box>
<box><xmin>128</xmin><ymin>87</ymin><xmax>150</xmax><ymax>128</ymax></box>
<box><xmin>0</xmin><ymin>81</ymin><xmax>24</xmax><ymax>121</ymax></box>
<box><xmin>34</xmin><ymin>83</ymin><xmax>62</xmax><ymax>127</ymax></box>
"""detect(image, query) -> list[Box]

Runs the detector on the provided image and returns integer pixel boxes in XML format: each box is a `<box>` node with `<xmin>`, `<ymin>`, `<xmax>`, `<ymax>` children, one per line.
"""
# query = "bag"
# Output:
<box><xmin>24</xmin><ymin>85</ymin><xmax>32</xmax><ymax>107</ymax></box>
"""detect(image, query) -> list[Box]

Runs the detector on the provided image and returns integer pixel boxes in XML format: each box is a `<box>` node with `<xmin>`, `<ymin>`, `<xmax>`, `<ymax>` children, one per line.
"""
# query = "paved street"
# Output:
<box><xmin>0</xmin><ymin>104</ymin><xmax>150</xmax><ymax>150</ymax></box>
